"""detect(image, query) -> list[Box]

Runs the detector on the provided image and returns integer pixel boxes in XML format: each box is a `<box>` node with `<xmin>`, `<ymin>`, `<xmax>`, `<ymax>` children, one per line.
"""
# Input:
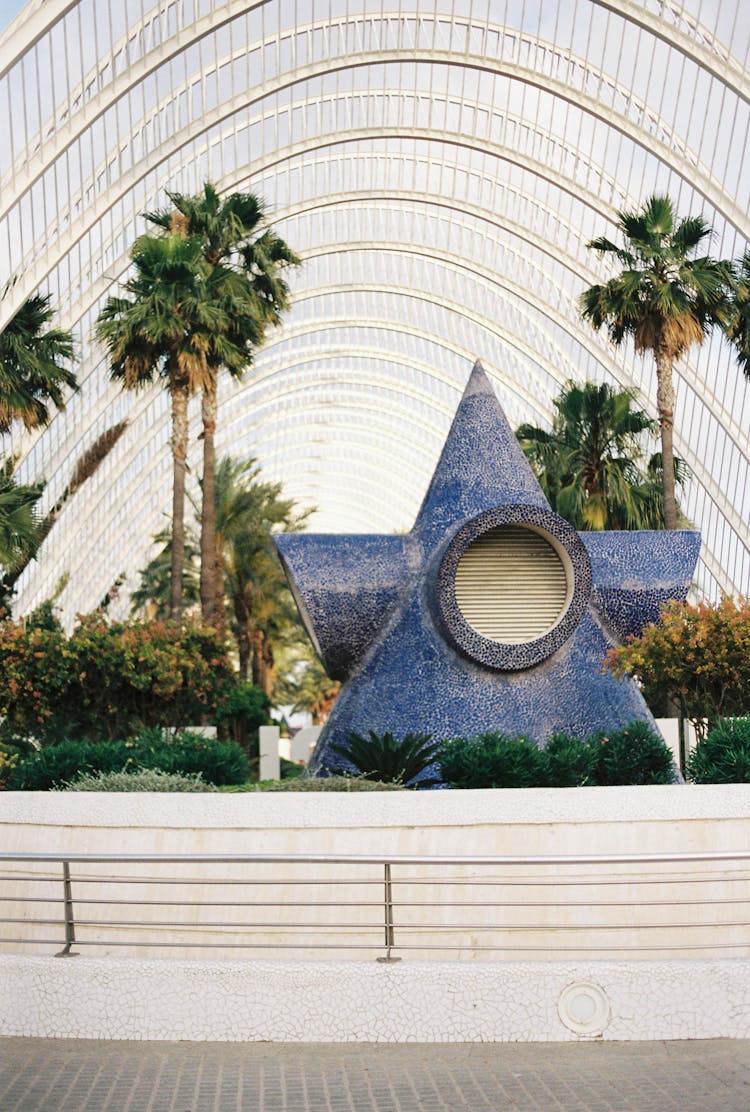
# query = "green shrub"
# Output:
<box><xmin>327</xmin><ymin>730</ymin><xmax>441</xmax><ymax>786</ymax></box>
<box><xmin>129</xmin><ymin>730</ymin><xmax>250</xmax><ymax>786</ymax></box>
<box><xmin>7</xmin><ymin>730</ymin><xmax>249</xmax><ymax>790</ymax></box>
<box><xmin>0</xmin><ymin>744</ymin><xmax>20</xmax><ymax>790</ymax></box>
<box><xmin>440</xmin><ymin>732</ymin><xmax>546</xmax><ymax>788</ymax></box>
<box><xmin>61</xmin><ymin>768</ymin><xmax>218</xmax><ymax>792</ymax></box>
<box><xmin>213</xmin><ymin>681</ymin><xmax>271</xmax><ymax>757</ymax></box>
<box><xmin>687</xmin><ymin>718</ymin><xmax>750</xmax><ymax>783</ymax></box>
<box><xmin>280</xmin><ymin>757</ymin><xmax>304</xmax><ymax>780</ymax></box>
<box><xmin>542</xmin><ymin>733</ymin><xmax>597</xmax><ymax>787</ymax></box>
<box><xmin>590</xmin><ymin>721</ymin><xmax>675</xmax><ymax>785</ymax></box>
<box><xmin>8</xmin><ymin>738</ymin><xmax>124</xmax><ymax>790</ymax></box>
<box><xmin>261</xmin><ymin>775</ymin><xmax>405</xmax><ymax>792</ymax></box>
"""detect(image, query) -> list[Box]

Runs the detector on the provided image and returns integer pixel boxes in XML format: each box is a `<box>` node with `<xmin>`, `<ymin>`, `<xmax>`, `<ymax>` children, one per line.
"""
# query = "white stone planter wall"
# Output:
<box><xmin>1</xmin><ymin>954</ymin><xmax>749</xmax><ymax>1043</ymax></box>
<box><xmin>2</xmin><ymin>786</ymin><xmax>750</xmax><ymax>1042</ymax></box>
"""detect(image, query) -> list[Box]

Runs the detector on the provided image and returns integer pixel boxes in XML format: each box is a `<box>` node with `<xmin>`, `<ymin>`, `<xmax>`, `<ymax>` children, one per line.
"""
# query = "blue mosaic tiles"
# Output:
<box><xmin>274</xmin><ymin>362</ymin><xmax>700</xmax><ymax>778</ymax></box>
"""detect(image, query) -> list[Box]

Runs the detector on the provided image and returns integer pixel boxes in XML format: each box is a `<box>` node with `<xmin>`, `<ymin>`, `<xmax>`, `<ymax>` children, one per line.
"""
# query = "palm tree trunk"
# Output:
<box><xmin>251</xmin><ymin>631</ymin><xmax>275</xmax><ymax>698</ymax></box>
<box><xmin>170</xmin><ymin>375</ymin><xmax>190</xmax><ymax>624</ymax></box>
<box><xmin>200</xmin><ymin>377</ymin><xmax>218</xmax><ymax>627</ymax></box>
<box><xmin>213</xmin><ymin>544</ymin><xmax>226</xmax><ymax>638</ymax></box>
<box><xmin>654</xmin><ymin>348</ymin><xmax>678</xmax><ymax>530</ymax></box>
<box><xmin>233</xmin><ymin>594</ymin><xmax>251</xmax><ymax>680</ymax></box>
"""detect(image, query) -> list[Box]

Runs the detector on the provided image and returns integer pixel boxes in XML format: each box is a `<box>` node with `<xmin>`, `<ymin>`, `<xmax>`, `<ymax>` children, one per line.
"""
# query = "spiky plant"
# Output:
<box><xmin>327</xmin><ymin>730</ymin><xmax>441</xmax><ymax>787</ymax></box>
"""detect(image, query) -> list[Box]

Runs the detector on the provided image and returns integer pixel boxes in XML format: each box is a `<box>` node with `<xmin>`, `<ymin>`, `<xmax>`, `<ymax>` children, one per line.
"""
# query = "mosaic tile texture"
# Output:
<box><xmin>2</xmin><ymin>956</ymin><xmax>749</xmax><ymax>1044</ymax></box>
<box><xmin>275</xmin><ymin>363</ymin><xmax>700</xmax><ymax>778</ymax></box>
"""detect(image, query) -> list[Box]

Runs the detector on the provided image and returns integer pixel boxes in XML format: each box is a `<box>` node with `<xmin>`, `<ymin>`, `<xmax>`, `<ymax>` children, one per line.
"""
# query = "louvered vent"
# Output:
<box><xmin>455</xmin><ymin>525</ymin><xmax>569</xmax><ymax>644</ymax></box>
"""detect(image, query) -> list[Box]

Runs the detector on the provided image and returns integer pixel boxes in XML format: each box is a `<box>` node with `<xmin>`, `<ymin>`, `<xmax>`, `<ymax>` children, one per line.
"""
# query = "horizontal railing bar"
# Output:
<box><xmin>6</xmin><ymin>917</ymin><xmax>745</xmax><ymax>931</ymax></box>
<box><xmin>5</xmin><ymin>895</ymin><xmax>748</xmax><ymax>910</ymax></box>
<box><xmin>2</xmin><ymin>851</ymin><xmax>750</xmax><ymax>865</ymax></box>
<box><xmin>4</xmin><ymin>873</ymin><xmax>743</xmax><ymax>888</ymax></box>
<box><xmin>0</xmin><ymin>876</ymin><xmax>386</xmax><ymax>886</ymax></box>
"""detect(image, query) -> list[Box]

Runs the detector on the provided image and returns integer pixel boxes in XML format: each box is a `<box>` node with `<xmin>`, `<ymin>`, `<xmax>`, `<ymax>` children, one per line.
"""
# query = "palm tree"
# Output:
<box><xmin>130</xmin><ymin>527</ymin><xmax>201</xmax><ymax>620</ymax></box>
<box><xmin>725</xmin><ymin>251</ymin><xmax>750</xmax><ymax>375</ymax></box>
<box><xmin>145</xmin><ymin>184</ymin><xmax>300</xmax><ymax>628</ymax></box>
<box><xmin>96</xmin><ymin>233</ymin><xmax>214</xmax><ymax>622</ymax></box>
<box><xmin>96</xmin><ymin>230</ymin><xmax>265</xmax><ymax>624</ymax></box>
<box><xmin>274</xmin><ymin>642</ymin><xmax>341</xmax><ymax>725</ymax></box>
<box><xmin>132</xmin><ymin>455</ymin><xmax>309</xmax><ymax>692</ymax></box>
<box><xmin>517</xmin><ymin>381</ymin><xmax>685</xmax><ymax>530</ymax></box>
<box><xmin>0</xmin><ymin>456</ymin><xmax>44</xmax><ymax>573</ymax></box>
<box><xmin>0</xmin><ymin>284</ymin><xmax>77</xmax><ymax>434</ymax></box>
<box><xmin>579</xmin><ymin>195</ymin><xmax>733</xmax><ymax>529</ymax></box>
<box><xmin>215</xmin><ymin>457</ymin><xmax>309</xmax><ymax>690</ymax></box>
<box><xmin>0</xmin><ymin>285</ymin><xmax>76</xmax><ymax>608</ymax></box>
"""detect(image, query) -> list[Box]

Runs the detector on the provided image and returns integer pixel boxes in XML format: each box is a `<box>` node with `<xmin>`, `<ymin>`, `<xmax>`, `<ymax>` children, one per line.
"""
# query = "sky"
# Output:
<box><xmin>0</xmin><ymin>0</ymin><xmax>26</xmax><ymax>32</ymax></box>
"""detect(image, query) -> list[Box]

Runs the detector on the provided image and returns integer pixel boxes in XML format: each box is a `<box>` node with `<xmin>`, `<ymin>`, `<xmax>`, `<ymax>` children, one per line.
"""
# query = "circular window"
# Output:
<box><xmin>455</xmin><ymin>525</ymin><xmax>569</xmax><ymax>644</ymax></box>
<box><xmin>436</xmin><ymin>504</ymin><xmax>592</xmax><ymax>671</ymax></box>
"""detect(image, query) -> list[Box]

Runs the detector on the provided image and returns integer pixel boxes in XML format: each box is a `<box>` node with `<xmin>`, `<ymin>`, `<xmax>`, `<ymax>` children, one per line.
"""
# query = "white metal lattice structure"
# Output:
<box><xmin>1</xmin><ymin>0</ymin><xmax>749</xmax><ymax>622</ymax></box>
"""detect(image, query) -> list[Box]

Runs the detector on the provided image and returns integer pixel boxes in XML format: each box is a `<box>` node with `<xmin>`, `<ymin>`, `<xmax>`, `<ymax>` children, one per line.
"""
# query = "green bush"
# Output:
<box><xmin>280</xmin><ymin>757</ymin><xmax>304</xmax><ymax>780</ymax></box>
<box><xmin>213</xmin><ymin>681</ymin><xmax>271</xmax><ymax>757</ymax></box>
<box><xmin>439</xmin><ymin>722</ymin><xmax>674</xmax><ymax>789</ymax></box>
<box><xmin>130</xmin><ymin>730</ymin><xmax>250</xmax><ymax>786</ymax></box>
<box><xmin>328</xmin><ymin>730</ymin><xmax>441</xmax><ymax>786</ymax></box>
<box><xmin>687</xmin><ymin>718</ymin><xmax>750</xmax><ymax>783</ymax></box>
<box><xmin>542</xmin><ymin>733</ymin><xmax>597</xmax><ymax>787</ymax></box>
<box><xmin>7</xmin><ymin>730</ymin><xmax>249</xmax><ymax>790</ymax></box>
<box><xmin>440</xmin><ymin>732</ymin><xmax>546</xmax><ymax>788</ymax></box>
<box><xmin>8</xmin><ymin>738</ymin><xmax>124</xmax><ymax>790</ymax></box>
<box><xmin>261</xmin><ymin>774</ymin><xmax>405</xmax><ymax>792</ymax></box>
<box><xmin>61</xmin><ymin>768</ymin><xmax>218</xmax><ymax>792</ymax></box>
<box><xmin>590</xmin><ymin>721</ymin><xmax>675</xmax><ymax>785</ymax></box>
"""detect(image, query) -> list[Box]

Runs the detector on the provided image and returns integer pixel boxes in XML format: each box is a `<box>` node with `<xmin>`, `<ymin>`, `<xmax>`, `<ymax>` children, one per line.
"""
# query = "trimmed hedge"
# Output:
<box><xmin>6</xmin><ymin>730</ymin><xmax>249</xmax><ymax>790</ymax></box>
<box><xmin>440</xmin><ymin>722</ymin><xmax>675</xmax><ymax>789</ymax></box>
<box><xmin>688</xmin><ymin>718</ymin><xmax>750</xmax><ymax>783</ymax></box>
<box><xmin>589</xmin><ymin>721</ymin><xmax>674</xmax><ymax>786</ymax></box>
<box><xmin>542</xmin><ymin>732</ymin><xmax>598</xmax><ymax>787</ymax></box>
<box><xmin>440</xmin><ymin>732</ymin><xmax>545</xmax><ymax>789</ymax></box>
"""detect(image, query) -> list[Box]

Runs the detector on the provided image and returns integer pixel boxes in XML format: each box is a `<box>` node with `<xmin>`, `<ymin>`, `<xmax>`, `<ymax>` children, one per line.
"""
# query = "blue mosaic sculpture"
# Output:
<box><xmin>275</xmin><ymin>362</ymin><xmax>700</xmax><ymax>777</ymax></box>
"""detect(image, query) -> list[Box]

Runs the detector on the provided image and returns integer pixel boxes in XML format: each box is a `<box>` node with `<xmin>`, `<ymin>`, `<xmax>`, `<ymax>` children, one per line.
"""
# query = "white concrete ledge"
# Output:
<box><xmin>2</xmin><ymin>954</ymin><xmax>749</xmax><ymax>1043</ymax></box>
<box><xmin>3</xmin><ymin>783</ymin><xmax>750</xmax><ymax>829</ymax></box>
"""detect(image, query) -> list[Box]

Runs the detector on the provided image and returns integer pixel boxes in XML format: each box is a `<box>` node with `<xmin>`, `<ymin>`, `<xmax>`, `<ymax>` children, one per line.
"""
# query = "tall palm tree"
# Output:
<box><xmin>0</xmin><ymin>285</ymin><xmax>77</xmax><ymax>434</ymax></box>
<box><xmin>579</xmin><ymin>195</ymin><xmax>732</xmax><ymax>529</ymax></box>
<box><xmin>96</xmin><ymin>232</ymin><xmax>216</xmax><ymax>622</ymax></box>
<box><xmin>145</xmin><ymin>184</ymin><xmax>300</xmax><ymax>628</ymax></box>
<box><xmin>517</xmin><ymin>381</ymin><xmax>684</xmax><ymax>530</ymax></box>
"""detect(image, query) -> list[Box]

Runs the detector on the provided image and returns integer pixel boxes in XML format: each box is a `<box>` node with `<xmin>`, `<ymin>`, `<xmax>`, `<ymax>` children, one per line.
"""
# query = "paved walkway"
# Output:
<box><xmin>1</xmin><ymin>1038</ymin><xmax>750</xmax><ymax>1111</ymax></box>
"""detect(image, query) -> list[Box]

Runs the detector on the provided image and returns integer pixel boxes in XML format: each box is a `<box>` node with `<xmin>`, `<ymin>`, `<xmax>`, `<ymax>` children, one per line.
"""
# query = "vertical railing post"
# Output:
<box><xmin>377</xmin><ymin>861</ymin><xmax>401</xmax><ymax>963</ymax></box>
<box><xmin>55</xmin><ymin>860</ymin><xmax>78</xmax><ymax>957</ymax></box>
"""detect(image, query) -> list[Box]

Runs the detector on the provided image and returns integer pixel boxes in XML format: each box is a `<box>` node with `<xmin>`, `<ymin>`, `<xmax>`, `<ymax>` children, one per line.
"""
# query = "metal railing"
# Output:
<box><xmin>1</xmin><ymin>850</ymin><xmax>749</xmax><ymax>962</ymax></box>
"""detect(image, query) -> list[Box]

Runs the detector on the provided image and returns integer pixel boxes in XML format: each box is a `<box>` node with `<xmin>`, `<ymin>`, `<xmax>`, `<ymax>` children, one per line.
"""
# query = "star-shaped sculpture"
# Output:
<box><xmin>275</xmin><ymin>362</ymin><xmax>700</xmax><ymax>777</ymax></box>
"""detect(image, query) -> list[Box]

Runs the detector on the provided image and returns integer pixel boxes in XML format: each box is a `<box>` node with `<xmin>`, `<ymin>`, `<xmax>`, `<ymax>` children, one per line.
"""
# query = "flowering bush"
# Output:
<box><xmin>605</xmin><ymin>597</ymin><xmax>750</xmax><ymax>735</ymax></box>
<box><xmin>0</xmin><ymin>614</ymin><xmax>237</xmax><ymax>744</ymax></box>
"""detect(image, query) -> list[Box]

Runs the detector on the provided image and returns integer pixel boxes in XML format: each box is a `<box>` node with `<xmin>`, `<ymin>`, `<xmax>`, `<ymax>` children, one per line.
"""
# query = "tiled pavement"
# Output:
<box><xmin>1</xmin><ymin>1038</ymin><xmax>750</xmax><ymax>1111</ymax></box>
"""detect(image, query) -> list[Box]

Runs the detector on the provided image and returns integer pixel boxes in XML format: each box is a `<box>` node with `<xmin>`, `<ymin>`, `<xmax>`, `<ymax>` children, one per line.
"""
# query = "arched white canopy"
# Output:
<box><xmin>1</xmin><ymin>0</ymin><xmax>749</xmax><ymax>622</ymax></box>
